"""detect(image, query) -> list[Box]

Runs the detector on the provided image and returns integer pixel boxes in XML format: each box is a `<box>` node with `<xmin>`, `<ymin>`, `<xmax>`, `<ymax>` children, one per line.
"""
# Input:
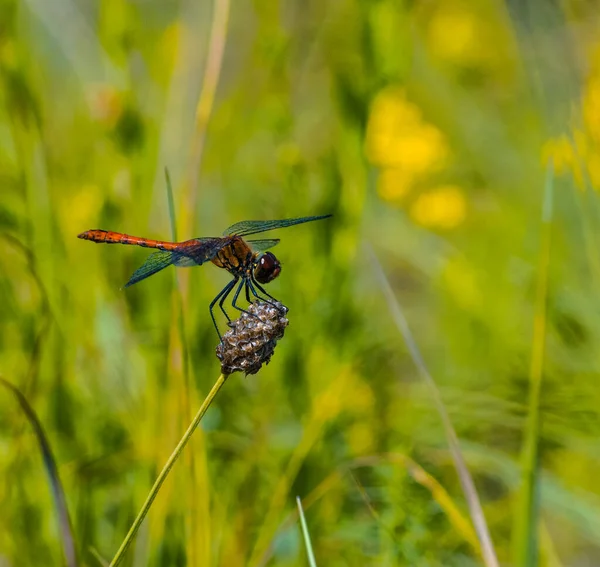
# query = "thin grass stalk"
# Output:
<box><xmin>250</xmin><ymin>371</ymin><xmax>351</xmax><ymax>566</ymax></box>
<box><xmin>0</xmin><ymin>377</ymin><xmax>77</xmax><ymax>567</ymax></box>
<box><xmin>89</xmin><ymin>547</ymin><xmax>109</xmax><ymax>567</ymax></box>
<box><xmin>260</xmin><ymin>453</ymin><xmax>479</xmax><ymax>565</ymax></box>
<box><xmin>1</xmin><ymin>234</ymin><xmax>53</xmax><ymax>393</ymax></box>
<box><xmin>540</xmin><ymin>521</ymin><xmax>564</xmax><ymax>567</ymax></box>
<box><xmin>296</xmin><ymin>496</ymin><xmax>317</xmax><ymax>567</ymax></box>
<box><xmin>165</xmin><ymin>167</ymin><xmax>200</xmax><ymax>564</ymax></box>
<box><xmin>109</xmin><ymin>373</ymin><xmax>228</xmax><ymax>567</ymax></box>
<box><xmin>514</xmin><ymin>160</ymin><xmax>554</xmax><ymax>567</ymax></box>
<box><xmin>165</xmin><ymin>169</ymin><xmax>179</xmax><ymax>244</ymax></box>
<box><xmin>187</xmin><ymin>0</ymin><xmax>230</xmax><ymax>202</ymax></box>
<box><xmin>183</xmin><ymin>3</ymin><xmax>229</xmax><ymax>552</ymax></box>
<box><xmin>370</xmin><ymin>249</ymin><xmax>500</xmax><ymax>567</ymax></box>
<box><xmin>349</xmin><ymin>471</ymin><xmax>399</xmax><ymax>546</ymax></box>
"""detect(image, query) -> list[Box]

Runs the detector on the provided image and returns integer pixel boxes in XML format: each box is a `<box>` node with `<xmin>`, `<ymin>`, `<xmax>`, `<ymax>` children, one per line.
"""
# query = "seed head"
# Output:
<box><xmin>216</xmin><ymin>301</ymin><xmax>289</xmax><ymax>375</ymax></box>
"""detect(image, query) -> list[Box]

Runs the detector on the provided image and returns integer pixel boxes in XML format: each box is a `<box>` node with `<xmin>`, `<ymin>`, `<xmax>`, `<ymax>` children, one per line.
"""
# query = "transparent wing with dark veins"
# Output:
<box><xmin>247</xmin><ymin>239</ymin><xmax>280</xmax><ymax>253</ymax></box>
<box><xmin>224</xmin><ymin>214</ymin><xmax>332</xmax><ymax>237</ymax></box>
<box><xmin>172</xmin><ymin>237</ymin><xmax>224</xmax><ymax>265</ymax></box>
<box><xmin>124</xmin><ymin>237</ymin><xmax>224</xmax><ymax>287</ymax></box>
<box><xmin>124</xmin><ymin>251</ymin><xmax>176</xmax><ymax>287</ymax></box>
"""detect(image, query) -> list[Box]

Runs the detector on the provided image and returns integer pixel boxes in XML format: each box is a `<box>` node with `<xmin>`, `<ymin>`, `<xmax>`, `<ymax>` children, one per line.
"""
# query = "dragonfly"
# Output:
<box><xmin>78</xmin><ymin>214</ymin><xmax>332</xmax><ymax>338</ymax></box>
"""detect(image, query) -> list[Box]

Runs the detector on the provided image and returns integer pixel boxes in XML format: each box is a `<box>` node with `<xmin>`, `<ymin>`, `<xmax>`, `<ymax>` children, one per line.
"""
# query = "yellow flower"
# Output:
<box><xmin>390</xmin><ymin>125</ymin><xmax>448</xmax><ymax>174</ymax></box>
<box><xmin>541</xmin><ymin>134</ymin><xmax>586</xmax><ymax>188</ymax></box>
<box><xmin>365</xmin><ymin>87</ymin><xmax>448</xmax><ymax>174</ymax></box>
<box><xmin>428</xmin><ymin>4</ymin><xmax>494</xmax><ymax>66</ymax></box>
<box><xmin>377</xmin><ymin>168</ymin><xmax>414</xmax><ymax>203</ymax></box>
<box><xmin>541</xmin><ymin>136</ymin><xmax>573</xmax><ymax>173</ymax></box>
<box><xmin>584</xmin><ymin>76</ymin><xmax>600</xmax><ymax>145</ymax></box>
<box><xmin>410</xmin><ymin>185</ymin><xmax>467</xmax><ymax>229</ymax></box>
<box><xmin>587</xmin><ymin>150</ymin><xmax>600</xmax><ymax>187</ymax></box>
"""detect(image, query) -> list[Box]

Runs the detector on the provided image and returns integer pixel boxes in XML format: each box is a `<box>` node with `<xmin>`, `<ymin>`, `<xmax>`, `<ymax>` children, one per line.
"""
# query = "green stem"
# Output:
<box><xmin>109</xmin><ymin>373</ymin><xmax>229</xmax><ymax>567</ymax></box>
<box><xmin>515</xmin><ymin>160</ymin><xmax>554</xmax><ymax>567</ymax></box>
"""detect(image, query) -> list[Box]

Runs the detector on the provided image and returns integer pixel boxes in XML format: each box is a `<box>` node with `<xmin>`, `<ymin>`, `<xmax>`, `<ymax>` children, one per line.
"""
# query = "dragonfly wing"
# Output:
<box><xmin>173</xmin><ymin>237</ymin><xmax>223</xmax><ymax>265</ymax></box>
<box><xmin>123</xmin><ymin>238</ymin><xmax>223</xmax><ymax>288</ymax></box>
<box><xmin>124</xmin><ymin>251</ymin><xmax>175</xmax><ymax>287</ymax></box>
<box><xmin>247</xmin><ymin>239</ymin><xmax>280</xmax><ymax>253</ymax></box>
<box><xmin>224</xmin><ymin>214</ymin><xmax>332</xmax><ymax>237</ymax></box>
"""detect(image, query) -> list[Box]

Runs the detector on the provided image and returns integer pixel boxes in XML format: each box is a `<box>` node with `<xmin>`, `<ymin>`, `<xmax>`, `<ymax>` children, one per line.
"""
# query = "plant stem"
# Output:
<box><xmin>109</xmin><ymin>373</ymin><xmax>229</xmax><ymax>567</ymax></box>
<box><xmin>515</xmin><ymin>160</ymin><xmax>554</xmax><ymax>567</ymax></box>
<box><xmin>371</xmin><ymin>249</ymin><xmax>500</xmax><ymax>567</ymax></box>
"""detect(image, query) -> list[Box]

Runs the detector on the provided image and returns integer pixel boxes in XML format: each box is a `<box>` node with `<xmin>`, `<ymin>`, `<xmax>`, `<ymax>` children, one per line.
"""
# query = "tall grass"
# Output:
<box><xmin>2</xmin><ymin>0</ymin><xmax>600</xmax><ymax>565</ymax></box>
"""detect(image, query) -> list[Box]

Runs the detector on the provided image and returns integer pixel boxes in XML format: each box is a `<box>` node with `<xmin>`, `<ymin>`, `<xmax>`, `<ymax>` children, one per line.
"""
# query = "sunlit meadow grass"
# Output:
<box><xmin>3</xmin><ymin>1</ymin><xmax>600</xmax><ymax>566</ymax></box>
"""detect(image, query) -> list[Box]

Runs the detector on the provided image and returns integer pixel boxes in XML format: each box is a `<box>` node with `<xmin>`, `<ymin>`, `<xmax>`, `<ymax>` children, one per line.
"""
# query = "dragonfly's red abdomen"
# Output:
<box><xmin>77</xmin><ymin>230</ymin><xmax>179</xmax><ymax>251</ymax></box>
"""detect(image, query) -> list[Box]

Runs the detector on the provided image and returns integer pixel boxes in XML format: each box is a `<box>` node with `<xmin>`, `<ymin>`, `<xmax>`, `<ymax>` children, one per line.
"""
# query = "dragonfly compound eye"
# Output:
<box><xmin>254</xmin><ymin>252</ymin><xmax>281</xmax><ymax>284</ymax></box>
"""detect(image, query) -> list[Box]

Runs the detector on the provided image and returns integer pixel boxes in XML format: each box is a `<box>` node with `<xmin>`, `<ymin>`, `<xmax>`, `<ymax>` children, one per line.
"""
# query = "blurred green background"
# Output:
<box><xmin>2</xmin><ymin>0</ymin><xmax>600</xmax><ymax>565</ymax></box>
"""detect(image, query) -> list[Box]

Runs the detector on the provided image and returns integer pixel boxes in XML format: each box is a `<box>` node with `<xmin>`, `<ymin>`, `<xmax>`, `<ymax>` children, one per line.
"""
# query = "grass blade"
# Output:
<box><xmin>109</xmin><ymin>373</ymin><xmax>228</xmax><ymax>566</ymax></box>
<box><xmin>0</xmin><ymin>377</ymin><xmax>78</xmax><ymax>567</ymax></box>
<box><xmin>89</xmin><ymin>547</ymin><xmax>109</xmax><ymax>567</ymax></box>
<box><xmin>296</xmin><ymin>496</ymin><xmax>317</xmax><ymax>567</ymax></box>
<box><xmin>263</xmin><ymin>451</ymin><xmax>481</xmax><ymax>566</ymax></box>
<box><xmin>164</xmin><ymin>165</ymin><xmax>205</xmax><ymax>564</ymax></box>
<box><xmin>187</xmin><ymin>0</ymin><xmax>230</xmax><ymax>203</ymax></box>
<box><xmin>165</xmin><ymin>167</ymin><xmax>178</xmax><ymax>242</ymax></box>
<box><xmin>370</xmin><ymin>249</ymin><xmax>500</xmax><ymax>567</ymax></box>
<box><xmin>515</xmin><ymin>159</ymin><xmax>554</xmax><ymax>566</ymax></box>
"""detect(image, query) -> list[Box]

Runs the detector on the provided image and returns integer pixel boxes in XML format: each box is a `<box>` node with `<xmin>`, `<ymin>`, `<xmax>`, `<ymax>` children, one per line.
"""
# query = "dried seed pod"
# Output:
<box><xmin>216</xmin><ymin>301</ymin><xmax>289</xmax><ymax>375</ymax></box>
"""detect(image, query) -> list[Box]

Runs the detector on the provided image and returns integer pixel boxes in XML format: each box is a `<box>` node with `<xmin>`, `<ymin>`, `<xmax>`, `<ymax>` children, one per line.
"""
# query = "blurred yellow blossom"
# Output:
<box><xmin>410</xmin><ymin>185</ymin><xmax>467</xmax><ymax>229</ymax></box>
<box><xmin>390</xmin><ymin>125</ymin><xmax>448</xmax><ymax>175</ymax></box>
<box><xmin>587</xmin><ymin>151</ymin><xmax>600</xmax><ymax>187</ymax></box>
<box><xmin>377</xmin><ymin>168</ymin><xmax>413</xmax><ymax>203</ymax></box>
<box><xmin>365</xmin><ymin>87</ymin><xmax>448</xmax><ymax>175</ymax></box>
<box><xmin>544</xmin><ymin>43</ymin><xmax>600</xmax><ymax>190</ymax></box>
<box><xmin>541</xmin><ymin>134</ymin><xmax>587</xmax><ymax>188</ymax></box>
<box><xmin>366</xmin><ymin>87</ymin><xmax>463</xmax><ymax>222</ymax></box>
<box><xmin>428</xmin><ymin>3</ymin><xmax>495</xmax><ymax>66</ymax></box>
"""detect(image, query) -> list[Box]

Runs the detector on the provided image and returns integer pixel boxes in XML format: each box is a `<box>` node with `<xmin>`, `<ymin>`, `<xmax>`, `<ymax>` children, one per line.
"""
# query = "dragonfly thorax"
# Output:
<box><xmin>253</xmin><ymin>252</ymin><xmax>281</xmax><ymax>284</ymax></box>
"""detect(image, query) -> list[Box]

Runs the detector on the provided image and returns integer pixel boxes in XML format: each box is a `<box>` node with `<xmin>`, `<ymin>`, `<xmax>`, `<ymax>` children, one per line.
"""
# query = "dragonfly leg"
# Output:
<box><xmin>246</xmin><ymin>277</ymin><xmax>279</xmax><ymax>310</ymax></box>
<box><xmin>250</xmin><ymin>275</ymin><xmax>279</xmax><ymax>305</ymax></box>
<box><xmin>245</xmin><ymin>279</ymin><xmax>260</xmax><ymax>301</ymax></box>
<box><xmin>231</xmin><ymin>278</ymin><xmax>254</xmax><ymax>315</ymax></box>
<box><xmin>210</xmin><ymin>278</ymin><xmax>237</xmax><ymax>339</ymax></box>
<box><xmin>218</xmin><ymin>279</ymin><xmax>237</xmax><ymax>322</ymax></box>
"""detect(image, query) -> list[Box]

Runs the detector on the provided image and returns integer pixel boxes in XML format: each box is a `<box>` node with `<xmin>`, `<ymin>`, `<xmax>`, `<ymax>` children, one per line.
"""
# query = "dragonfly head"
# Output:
<box><xmin>254</xmin><ymin>252</ymin><xmax>281</xmax><ymax>284</ymax></box>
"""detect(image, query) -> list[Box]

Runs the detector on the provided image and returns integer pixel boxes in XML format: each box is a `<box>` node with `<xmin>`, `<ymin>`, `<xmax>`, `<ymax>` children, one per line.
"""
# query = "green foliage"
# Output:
<box><xmin>2</xmin><ymin>0</ymin><xmax>600</xmax><ymax>566</ymax></box>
